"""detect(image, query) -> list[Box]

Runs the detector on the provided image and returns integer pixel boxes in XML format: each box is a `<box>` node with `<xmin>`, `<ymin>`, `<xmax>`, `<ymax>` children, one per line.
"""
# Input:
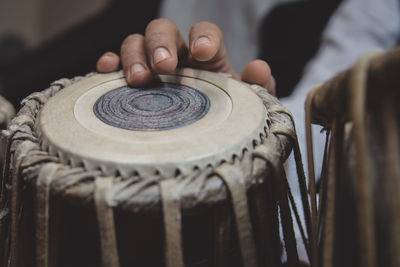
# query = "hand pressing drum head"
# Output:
<box><xmin>96</xmin><ymin>18</ymin><xmax>275</xmax><ymax>95</ymax></box>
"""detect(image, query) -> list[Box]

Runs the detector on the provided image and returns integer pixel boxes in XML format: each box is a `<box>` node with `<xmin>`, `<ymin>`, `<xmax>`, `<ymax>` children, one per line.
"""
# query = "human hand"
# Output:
<box><xmin>96</xmin><ymin>18</ymin><xmax>275</xmax><ymax>95</ymax></box>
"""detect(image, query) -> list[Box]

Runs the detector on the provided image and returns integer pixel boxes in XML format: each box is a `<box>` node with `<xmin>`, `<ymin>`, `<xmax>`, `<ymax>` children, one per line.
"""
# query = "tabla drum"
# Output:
<box><xmin>0</xmin><ymin>68</ymin><xmax>310</xmax><ymax>267</ymax></box>
<box><xmin>305</xmin><ymin>48</ymin><xmax>400</xmax><ymax>267</ymax></box>
<box><xmin>0</xmin><ymin>95</ymin><xmax>15</xmax><ymax>130</ymax></box>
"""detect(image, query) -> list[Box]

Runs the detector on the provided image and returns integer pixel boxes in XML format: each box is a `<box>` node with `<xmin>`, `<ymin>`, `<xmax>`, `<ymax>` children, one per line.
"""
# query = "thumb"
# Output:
<box><xmin>241</xmin><ymin>59</ymin><xmax>275</xmax><ymax>95</ymax></box>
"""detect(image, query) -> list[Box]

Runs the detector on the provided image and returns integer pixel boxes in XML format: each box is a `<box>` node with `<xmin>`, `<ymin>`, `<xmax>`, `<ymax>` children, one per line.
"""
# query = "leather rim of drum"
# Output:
<box><xmin>37</xmin><ymin>69</ymin><xmax>268</xmax><ymax>178</ymax></box>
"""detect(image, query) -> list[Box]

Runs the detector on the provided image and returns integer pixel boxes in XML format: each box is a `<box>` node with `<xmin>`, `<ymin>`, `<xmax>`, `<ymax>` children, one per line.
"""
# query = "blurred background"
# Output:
<box><xmin>0</xmin><ymin>0</ymin><xmax>110</xmax><ymax>48</ymax></box>
<box><xmin>0</xmin><ymin>0</ymin><xmax>341</xmax><ymax>107</ymax></box>
<box><xmin>0</xmin><ymin>0</ymin><xmax>160</xmax><ymax>106</ymax></box>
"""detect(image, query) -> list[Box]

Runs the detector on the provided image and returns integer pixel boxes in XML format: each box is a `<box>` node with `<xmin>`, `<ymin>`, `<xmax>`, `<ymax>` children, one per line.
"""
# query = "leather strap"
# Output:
<box><xmin>215</xmin><ymin>153</ymin><xmax>258</xmax><ymax>267</ymax></box>
<box><xmin>9</xmin><ymin>141</ymin><xmax>38</xmax><ymax>267</ymax></box>
<box><xmin>382</xmin><ymin>93</ymin><xmax>400</xmax><ymax>267</ymax></box>
<box><xmin>159</xmin><ymin>178</ymin><xmax>184</xmax><ymax>267</ymax></box>
<box><xmin>35</xmin><ymin>163</ymin><xmax>62</xmax><ymax>267</ymax></box>
<box><xmin>254</xmin><ymin>144</ymin><xmax>299</xmax><ymax>267</ymax></box>
<box><xmin>270</xmin><ymin>123</ymin><xmax>311</xmax><ymax>251</ymax></box>
<box><xmin>269</xmin><ymin>106</ymin><xmax>312</xmax><ymax>260</ymax></box>
<box><xmin>348</xmin><ymin>52</ymin><xmax>378</xmax><ymax>267</ymax></box>
<box><xmin>94</xmin><ymin>176</ymin><xmax>120</xmax><ymax>267</ymax></box>
<box><xmin>321</xmin><ymin>121</ymin><xmax>341</xmax><ymax>267</ymax></box>
<box><xmin>305</xmin><ymin>84</ymin><xmax>323</xmax><ymax>267</ymax></box>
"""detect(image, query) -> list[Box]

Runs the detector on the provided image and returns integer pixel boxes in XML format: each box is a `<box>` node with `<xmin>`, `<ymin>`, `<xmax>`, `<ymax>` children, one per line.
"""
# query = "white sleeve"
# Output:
<box><xmin>282</xmin><ymin>0</ymin><xmax>400</xmax><ymax>179</ymax></box>
<box><xmin>291</xmin><ymin>0</ymin><xmax>400</xmax><ymax>98</ymax></box>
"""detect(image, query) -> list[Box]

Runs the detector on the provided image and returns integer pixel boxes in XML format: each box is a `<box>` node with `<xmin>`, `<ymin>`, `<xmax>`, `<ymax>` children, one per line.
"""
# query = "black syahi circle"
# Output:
<box><xmin>93</xmin><ymin>83</ymin><xmax>210</xmax><ymax>131</ymax></box>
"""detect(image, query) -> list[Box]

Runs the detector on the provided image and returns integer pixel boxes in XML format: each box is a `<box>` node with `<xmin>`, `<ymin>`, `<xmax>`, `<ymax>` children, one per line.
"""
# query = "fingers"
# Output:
<box><xmin>96</xmin><ymin>52</ymin><xmax>120</xmax><ymax>73</ymax></box>
<box><xmin>189</xmin><ymin>21</ymin><xmax>222</xmax><ymax>62</ymax></box>
<box><xmin>241</xmin><ymin>59</ymin><xmax>276</xmax><ymax>95</ymax></box>
<box><xmin>119</xmin><ymin>19</ymin><xmax>188</xmax><ymax>86</ymax></box>
<box><xmin>100</xmin><ymin>19</ymin><xmax>272</xmax><ymax>93</ymax></box>
<box><xmin>188</xmin><ymin>21</ymin><xmax>237</xmax><ymax>77</ymax></box>
<box><xmin>145</xmin><ymin>18</ymin><xmax>188</xmax><ymax>73</ymax></box>
<box><xmin>120</xmin><ymin>34</ymin><xmax>152</xmax><ymax>86</ymax></box>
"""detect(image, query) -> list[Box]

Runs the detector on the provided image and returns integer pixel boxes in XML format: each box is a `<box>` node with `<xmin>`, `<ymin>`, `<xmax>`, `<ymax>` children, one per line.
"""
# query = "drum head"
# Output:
<box><xmin>37</xmin><ymin>69</ymin><xmax>268</xmax><ymax>177</ymax></box>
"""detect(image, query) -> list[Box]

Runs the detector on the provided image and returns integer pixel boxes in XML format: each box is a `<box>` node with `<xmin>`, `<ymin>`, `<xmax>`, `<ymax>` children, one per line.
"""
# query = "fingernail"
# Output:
<box><xmin>131</xmin><ymin>63</ymin><xmax>145</xmax><ymax>73</ymax></box>
<box><xmin>194</xmin><ymin>36</ymin><xmax>211</xmax><ymax>48</ymax></box>
<box><xmin>153</xmin><ymin>47</ymin><xmax>170</xmax><ymax>64</ymax></box>
<box><xmin>103</xmin><ymin>53</ymin><xmax>114</xmax><ymax>58</ymax></box>
<box><xmin>127</xmin><ymin>64</ymin><xmax>145</xmax><ymax>82</ymax></box>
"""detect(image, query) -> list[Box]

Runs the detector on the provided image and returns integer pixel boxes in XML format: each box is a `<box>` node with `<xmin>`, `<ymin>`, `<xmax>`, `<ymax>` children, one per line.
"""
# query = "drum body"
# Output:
<box><xmin>307</xmin><ymin>49</ymin><xmax>400</xmax><ymax>267</ymax></box>
<box><xmin>0</xmin><ymin>69</ymin><xmax>304</xmax><ymax>267</ymax></box>
<box><xmin>0</xmin><ymin>95</ymin><xmax>15</xmax><ymax>163</ymax></box>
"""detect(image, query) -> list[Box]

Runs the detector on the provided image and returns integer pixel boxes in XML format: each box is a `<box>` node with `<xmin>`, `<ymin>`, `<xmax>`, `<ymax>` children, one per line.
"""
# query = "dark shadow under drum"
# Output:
<box><xmin>41</xmin><ymin>195</ymin><xmax>246</xmax><ymax>267</ymax></box>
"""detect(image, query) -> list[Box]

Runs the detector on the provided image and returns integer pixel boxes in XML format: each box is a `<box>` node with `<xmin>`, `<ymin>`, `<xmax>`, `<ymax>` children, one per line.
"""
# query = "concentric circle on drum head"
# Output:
<box><xmin>37</xmin><ymin>69</ymin><xmax>268</xmax><ymax>177</ymax></box>
<box><xmin>93</xmin><ymin>83</ymin><xmax>210</xmax><ymax>131</ymax></box>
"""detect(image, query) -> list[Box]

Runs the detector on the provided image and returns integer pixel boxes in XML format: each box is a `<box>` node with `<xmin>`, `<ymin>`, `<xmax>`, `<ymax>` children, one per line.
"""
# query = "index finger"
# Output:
<box><xmin>145</xmin><ymin>18</ymin><xmax>188</xmax><ymax>73</ymax></box>
<box><xmin>188</xmin><ymin>21</ymin><xmax>238</xmax><ymax>77</ymax></box>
